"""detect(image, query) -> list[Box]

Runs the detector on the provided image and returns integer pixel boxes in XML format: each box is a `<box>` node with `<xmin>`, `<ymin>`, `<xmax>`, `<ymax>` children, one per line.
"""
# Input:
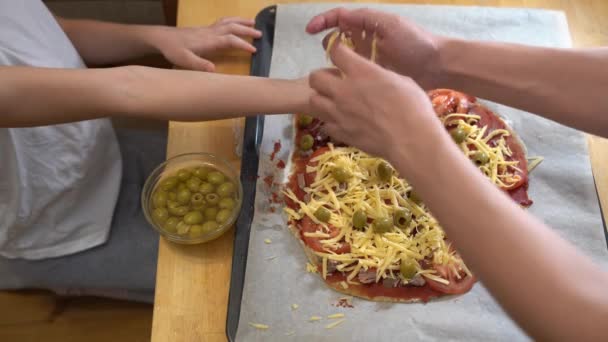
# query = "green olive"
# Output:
<box><xmin>168</xmin><ymin>205</ymin><xmax>189</xmax><ymax>217</ymax></box>
<box><xmin>299</xmin><ymin>134</ymin><xmax>314</xmax><ymax>151</ymax></box>
<box><xmin>298</xmin><ymin>114</ymin><xmax>313</xmax><ymax>127</ymax></box>
<box><xmin>373</xmin><ymin>217</ymin><xmax>393</xmax><ymax>234</ymax></box>
<box><xmin>193</xmin><ymin>167</ymin><xmax>210</xmax><ymax>180</ymax></box>
<box><xmin>314</xmin><ymin>206</ymin><xmax>331</xmax><ymax>223</ymax></box>
<box><xmin>216</xmin><ymin>209</ymin><xmax>232</xmax><ymax>224</ymax></box>
<box><xmin>217</xmin><ymin>182</ymin><xmax>236</xmax><ymax>198</ymax></box>
<box><xmin>189</xmin><ymin>224</ymin><xmax>204</xmax><ymax>238</ymax></box>
<box><xmin>409</xmin><ymin>191</ymin><xmax>422</xmax><ymax>204</ymax></box>
<box><xmin>191</xmin><ymin>202</ymin><xmax>206</xmax><ymax>210</ymax></box>
<box><xmin>163</xmin><ymin>217</ymin><xmax>179</xmax><ymax>232</ymax></box>
<box><xmin>204</xmin><ymin>207</ymin><xmax>219</xmax><ymax>221</ymax></box>
<box><xmin>352</xmin><ymin>210</ymin><xmax>367</xmax><ymax>230</ymax></box>
<box><xmin>332</xmin><ymin>166</ymin><xmax>351</xmax><ymax>183</ymax></box>
<box><xmin>205</xmin><ymin>193</ymin><xmax>220</xmax><ymax>205</ymax></box>
<box><xmin>177</xmin><ymin>169</ymin><xmax>192</xmax><ymax>181</ymax></box>
<box><xmin>201</xmin><ymin>221</ymin><xmax>220</xmax><ymax>233</ymax></box>
<box><xmin>176</xmin><ymin>221</ymin><xmax>190</xmax><ymax>235</ymax></box>
<box><xmin>393</xmin><ymin>207</ymin><xmax>412</xmax><ymax>229</ymax></box>
<box><xmin>152</xmin><ymin>191</ymin><xmax>168</xmax><ymax>208</ymax></box>
<box><xmin>473</xmin><ymin>151</ymin><xmax>490</xmax><ymax>165</ymax></box>
<box><xmin>184</xmin><ymin>211</ymin><xmax>204</xmax><ymax>225</ymax></box>
<box><xmin>219</xmin><ymin>198</ymin><xmax>236</xmax><ymax>210</ymax></box>
<box><xmin>186</xmin><ymin>178</ymin><xmax>201</xmax><ymax>192</ymax></box>
<box><xmin>191</xmin><ymin>193</ymin><xmax>205</xmax><ymax>205</ymax></box>
<box><xmin>450</xmin><ymin>127</ymin><xmax>467</xmax><ymax>144</ymax></box>
<box><xmin>199</xmin><ymin>182</ymin><xmax>214</xmax><ymax>195</ymax></box>
<box><xmin>207</xmin><ymin>171</ymin><xmax>225</xmax><ymax>185</ymax></box>
<box><xmin>177</xmin><ymin>183</ymin><xmax>188</xmax><ymax>192</ymax></box>
<box><xmin>160</xmin><ymin>176</ymin><xmax>178</xmax><ymax>191</ymax></box>
<box><xmin>168</xmin><ymin>191</ymin><xmax>177</xmax><ymax>201</ymax></box>
<box><xmin>400</xmin><ymin>259</ymin><xmax>418</xmax><ymax>280</ymax></box>
<box><xmin>152</xmin><ymin>208</ymin><xmax>169</xmax><ymax>224</ymax></box>
<box><xmin>176</xmin><ymin>188</ymin><xmax>192</xmax><ymax>205</ymax></box>
<box><xmin>377</xmin><ymin>162</ymin><xmax>393</xmax><ymax>182</ymax></box>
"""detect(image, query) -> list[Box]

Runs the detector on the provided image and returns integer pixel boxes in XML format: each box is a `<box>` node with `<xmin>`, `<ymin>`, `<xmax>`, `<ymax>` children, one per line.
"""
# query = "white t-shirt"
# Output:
<box><xmin>0</xmin><ymin>0</ymin><xmax>122</xmax><ymax>260</ymax></box>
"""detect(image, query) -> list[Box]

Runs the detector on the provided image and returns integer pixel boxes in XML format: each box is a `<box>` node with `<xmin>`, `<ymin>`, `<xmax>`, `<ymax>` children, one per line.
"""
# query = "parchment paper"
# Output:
<box><xmin>235</xmin><ymin>4</ymin><xmax>608</xmax><ymax>341</ymax></box>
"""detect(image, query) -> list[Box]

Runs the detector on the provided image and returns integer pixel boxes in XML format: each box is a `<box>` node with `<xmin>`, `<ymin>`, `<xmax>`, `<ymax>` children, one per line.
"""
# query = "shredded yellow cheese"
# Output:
<box><xmin>309</xmin><ymin>316</ymin><xmax>323</xmax><ymax>322</ymax></box>
<box><xmin>291</xmin><ymin>304</ymin><xmax>299</xmax><ymax>310</ymax></box>
<box><xmin>248</xmin><ymin>323</ymin><xmax>269</xmax><ymax>330</ymax></box>
<box><xmin>325</xmin><ymin>319</ymin><xmax>346</xmax><ymax>329</ymax></box>
<box><xmin>327</xmin><ymin>313</ymin><xmax>345</xmax><ymax>319</ymax></box>
<box><xmin>306</xmin><ymin>262</ymin><xmax>318</xmax><ymax>273</ymax></box>
<box><xmin>264</xmin><ymin>238</ymin><xmax>272</xmax><ymax>244</ymax></box>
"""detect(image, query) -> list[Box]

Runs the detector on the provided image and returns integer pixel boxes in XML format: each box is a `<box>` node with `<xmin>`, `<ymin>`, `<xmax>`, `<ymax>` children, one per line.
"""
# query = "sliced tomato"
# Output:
<box><xmin>299</xmin><ymin>216</ymin><xmax>350</xmax><ymax>254</ymax></box>
<box><xmin>428</xmin><ymin>89</ymin><xmax>476</xmax><ymax>116</ymax></box>
<box><xmin>304</xmin><ymin>146</ymin><xmax>330</xmax><ymax>187</ymax></box>
<box><xmin>425</xmin><ymin>263</ymin><xmax>476</xmax><ymax>295</ymax></box>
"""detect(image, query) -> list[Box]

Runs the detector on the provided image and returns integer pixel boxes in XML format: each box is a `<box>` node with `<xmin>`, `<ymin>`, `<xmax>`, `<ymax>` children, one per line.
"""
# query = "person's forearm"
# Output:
<box><xmin>437</xmin><ymin>39</ymin><xmax>608</xmax><ymax>137</ymax></box>
<box><xmin>0</xmin><ymin>66</ymin><xmax>310</xmax><ymax>127</ymax></box>
<box><xmin>118</xmin><ymin>66</ymin><xmax>311</xmax><ymax>121</ymax></box>
<box><xmin>56</xmin><ymin>17</ymin><xmax>162</xmax><ymax>65</ymax></box>
<box><xmin>390</xmin><ymin>132</ymin><xmax>608</xmax><ymax>341</ymax></box>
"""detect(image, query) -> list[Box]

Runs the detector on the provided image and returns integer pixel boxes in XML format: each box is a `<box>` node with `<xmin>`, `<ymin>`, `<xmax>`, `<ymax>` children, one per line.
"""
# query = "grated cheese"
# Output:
<box><xmin>309</xmin><ymin>316</ymin><xmax>323</xmax><ymax>322</ymax></box>
<box><xmin>325</xmin><ymin>319</ymin><xmax>346</xmax><ymax>329</ymax></box>
<box><xmin>264</xmin><ymin>239</ymin><xmax>272</xmax><ymax>244</ymax></box>
<box><xmin>327</xmin><ymin>313</ymin><xmax>345</xmax><ymax>319</ymax></box>
<box><xmin>306</xmin><ymin>262</ymin><xmax>318</xmax><ymax>273</ymax></box>
<box><xmin>248</xmin><ymin>323</ymin><xmax>269</xmax><ymax>330</ymax></box>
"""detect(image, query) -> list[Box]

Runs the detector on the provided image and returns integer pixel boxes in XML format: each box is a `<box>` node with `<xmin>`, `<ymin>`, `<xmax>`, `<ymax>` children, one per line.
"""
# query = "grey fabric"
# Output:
<box><xmin>0</xmin><ymin>127</ymin><xmax>167</xmax><ymax>303</ymax></box>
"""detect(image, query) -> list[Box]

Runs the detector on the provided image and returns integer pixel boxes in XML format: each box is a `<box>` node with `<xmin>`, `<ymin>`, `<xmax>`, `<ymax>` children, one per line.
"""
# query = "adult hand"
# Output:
<box><xmin>308</xmin><ymin>41</ymin><xmax>445</xmax><ymax>169</ymax></box>
<box><xmin>306</xmin><ymin>7</ymin><xmax>443</xmax><ymax>89</ymax></box>
<box><xmin>152</xmin><ymin>17</ymin><xmax>262</xmax><ymax>72</ymax></box>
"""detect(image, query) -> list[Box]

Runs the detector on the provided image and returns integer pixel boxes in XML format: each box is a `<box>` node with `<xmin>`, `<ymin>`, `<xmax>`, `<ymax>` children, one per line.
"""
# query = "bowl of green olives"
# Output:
<box><xmin>141</xmin><ymin>152</ymin><xmax>243</xmax><ymax>244</ymax></box>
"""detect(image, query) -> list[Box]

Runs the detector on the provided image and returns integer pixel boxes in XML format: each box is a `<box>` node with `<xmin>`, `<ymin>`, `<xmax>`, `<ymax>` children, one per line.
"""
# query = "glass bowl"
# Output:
<box><xmin>142</xmin><ymin>152</ymin><xmax>243</xmax><ymax>244</ymax></box>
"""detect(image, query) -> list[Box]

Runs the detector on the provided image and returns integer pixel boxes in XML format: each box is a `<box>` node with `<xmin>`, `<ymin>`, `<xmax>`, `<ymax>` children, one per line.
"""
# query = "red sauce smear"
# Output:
<box><xmin>263</xmin><ymin>175</ymin><xmax>273</xmax><ymax>188</ymax></box>
<box><xmin>333</xmin><ymin>298</ymin><xmax>354</xmax><ymax>308</ymax></box>
<box><xmin>324</xmin><ymin>273</ymin><xmax>442</xmax><ymax>303</ymax></box>
<box><xmin>276</xmin><ymin>160</ymin><xmax>286</xmax><ymax>169</ymax></box>
<box><xmin>270</xmin><ymin>140</ymin><xmax>281</xmax><ymax>161</ymax></box>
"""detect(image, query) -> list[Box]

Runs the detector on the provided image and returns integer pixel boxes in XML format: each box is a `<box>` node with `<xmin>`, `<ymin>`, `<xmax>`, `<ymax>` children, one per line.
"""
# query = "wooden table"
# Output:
<box><xmin>151</xmin><ymin>1</ymin><xmax>608</xmax><ymax>341</ymax></box>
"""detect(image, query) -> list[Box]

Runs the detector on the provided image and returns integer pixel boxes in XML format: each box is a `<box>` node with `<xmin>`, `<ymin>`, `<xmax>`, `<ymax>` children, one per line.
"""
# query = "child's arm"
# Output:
<box><xmin>0</xmin><ymin>66</ymin><xmax>310</xmax><ymax>127</ymax></box>
<box><xmin>55</xmin><ymin>16</ymin><xmax>261</xmax><ymax>71</ymax></box>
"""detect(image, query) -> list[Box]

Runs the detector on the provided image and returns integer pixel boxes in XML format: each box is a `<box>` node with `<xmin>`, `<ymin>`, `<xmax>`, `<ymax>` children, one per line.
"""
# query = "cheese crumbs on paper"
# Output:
<box><xmin>264</xmin><ymin>238</ymin><xmax>272</xmax><ymax>244</ymax></box>
<box><xmin>309</xmin><ymin>316</ymin><xmax>323</xmax><ymax>322</ymax></box>
<box><xmin>291</xmin><ymin>304</ymin><xmax>299</xmax><ymax>310</ymax></box>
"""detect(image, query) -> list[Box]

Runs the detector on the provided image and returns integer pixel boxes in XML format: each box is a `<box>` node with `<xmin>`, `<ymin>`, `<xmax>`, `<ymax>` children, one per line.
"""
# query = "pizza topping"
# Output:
<box><xmin>285</xmin><ymin>90</ymin><xmax>535</xmax><ymax>297</ymax></box>
<box><xmin>300</xmin><ymin>134</ymin><xmax>314</xmax><ymax>151</ymax></box>
<box><xmin>358</xmin><ymin>269</ymin><xmax>377</xmax><ymax>284</ymax></box>
<box><xmin>284</xmin><ymin>145</ymin><xmax>468</xmax><ymax>287</ymax></box>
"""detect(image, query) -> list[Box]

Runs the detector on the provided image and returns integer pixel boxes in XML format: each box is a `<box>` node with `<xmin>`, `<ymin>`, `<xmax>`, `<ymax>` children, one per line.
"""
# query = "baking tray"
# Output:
<box><xmin>225</xmin><ymin>4</ymin><xmax>608</xmax><ymax>341</ymax></box>
<box><xmin>226</xmin><ymin>5</ymin><xmax>276</xmax><ymax>341</ymax></box>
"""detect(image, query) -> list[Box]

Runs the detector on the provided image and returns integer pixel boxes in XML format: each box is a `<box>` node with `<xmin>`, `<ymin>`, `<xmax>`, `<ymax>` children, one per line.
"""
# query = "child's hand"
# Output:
<box><xmin>153</xmin><ymin>17</ymin><xmax>262</xmax><ymax>72</ymax></box>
